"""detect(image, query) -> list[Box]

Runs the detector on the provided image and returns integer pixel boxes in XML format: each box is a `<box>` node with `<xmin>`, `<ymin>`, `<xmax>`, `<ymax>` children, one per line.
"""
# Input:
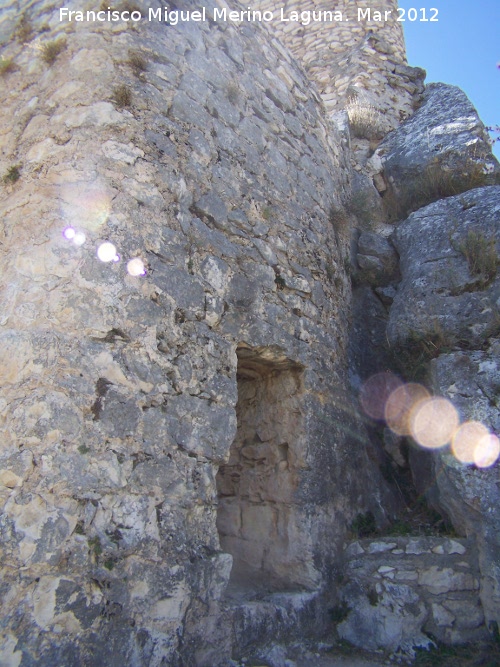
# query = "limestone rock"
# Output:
<box><xmin>356</xmin><ymin>231</ymin><xmax>398</xmax><ymax>285</ymax></box>
<box><xmin>429</xmin><ymin>342</ymin><xmax>500</xmax><ymax>630</ymax></box>
<box><xmin>337</xmin><ymin>580</ymin><xmax>430</xmax><ymax>654</ymax></box>
<box><xmin>376</xmin><ymin>83</ymin><xmax>500</xmax><ymax>220</ymax></box>
<box><xmin>387</xmin><ymin>186</ymin><xmax>500</xmax><ymax>350</ymax></box>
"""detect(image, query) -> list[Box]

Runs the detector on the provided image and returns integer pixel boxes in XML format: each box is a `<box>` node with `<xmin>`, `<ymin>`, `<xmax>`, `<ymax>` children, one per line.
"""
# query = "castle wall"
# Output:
<box><xmin>249</xmin><ymin>0</ymin><xmax>425</xmax><ymax>130</ymax></box>
<box><xmin>0</xmin><ymin>1</ymin><xmax>391</xmax><ymax>664</ymax></box>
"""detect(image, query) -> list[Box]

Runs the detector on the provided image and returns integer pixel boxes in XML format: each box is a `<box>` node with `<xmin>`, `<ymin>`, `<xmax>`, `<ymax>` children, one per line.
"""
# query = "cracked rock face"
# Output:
<box><xmin>429</xmin><ymin>342</ymin><xmax>500</xmax><ymax>629</ymax></box>
<box><xmin>0</xmin><ymin>1</ymin><xmax>392</xmax><ymax>665</ymax></box>
<box><xmin>387</xmin><ymin>186</ymin><xmax>500</xmax><ymax>350</ymax></box>
<box><xmin>376</xmin><ymin>83</ymin><xmax>500</xmax><ymax>220</ymax></box>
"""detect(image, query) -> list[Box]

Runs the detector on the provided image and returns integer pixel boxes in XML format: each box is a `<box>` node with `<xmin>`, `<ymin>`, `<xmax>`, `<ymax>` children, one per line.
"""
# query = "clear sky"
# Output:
<box><xmin>399</xmin><ymin>0</ymin><xmax>500</xmax><ymax>158</ymax></box>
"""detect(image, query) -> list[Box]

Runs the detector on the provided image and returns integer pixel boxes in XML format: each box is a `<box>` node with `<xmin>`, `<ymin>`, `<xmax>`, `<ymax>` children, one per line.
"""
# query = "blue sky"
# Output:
<box><xmin>399</xmin><ymin>0</ymin><xmax>499</xmax><ymax>158</ymax></box>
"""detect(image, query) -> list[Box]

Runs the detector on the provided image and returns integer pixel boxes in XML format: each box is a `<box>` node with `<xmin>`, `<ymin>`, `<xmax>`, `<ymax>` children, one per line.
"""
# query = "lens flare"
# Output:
<box><xmin>474</xmin><ymin>433</ymin><xmax>500</xmax><ymax>468</ymax></box>
<box><xmin>452</xmin><ymin>421</ymin><xmax>490</xmax><ymax>464</ymax></box>
<box><xmin>97</xmin><ymin>242</ymin><xmax>118</xmax><ymax>263</ymax></box>
<box><xmin>127</xmin><ymin>258</ymin><xmax>146</xmax><ymax>276</ymax></box>
<box><xmin>63</xmin><ymin>227</ymin><xmax>76</xmax><ymax>240</ymax></box>
<box><xmin>410</xmin><ymin>397</ymin><xmax>459</xmax><ymax>449</ymax></box>
<box><xmin>59</xmin><ymin>182</ymin><xmax>111</xmax><ymax>232</ymax></box>
<box><xmin>360</xmin><ymin>372</ymin><xmax>403</xmax><ymax>420</ymax></box>
<box><xmin>73</xmin><ymin>232</ymin><xmax>86</xmax><ymax>246</ymax></box>
<box><xmin>385</xmin><ymin>383</ymin><xmax>430</xmax><ymax>436</ymax></box>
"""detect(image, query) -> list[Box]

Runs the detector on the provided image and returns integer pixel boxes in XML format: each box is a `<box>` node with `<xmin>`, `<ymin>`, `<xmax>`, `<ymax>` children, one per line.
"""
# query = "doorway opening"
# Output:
<box><xmin>216</xmin><ymin>344</ymin><xmax>306</xmax><ymax>594</ymax></box>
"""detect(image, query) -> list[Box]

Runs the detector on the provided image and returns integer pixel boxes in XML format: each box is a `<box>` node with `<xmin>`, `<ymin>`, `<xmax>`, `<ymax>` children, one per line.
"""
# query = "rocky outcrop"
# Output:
<box><xmin>387</xmin><ymin>186</ymin><xmax>500</xmax><ymax>350</ymax></box>
<box><xmin>375</xmin><ymin>84</ymin><xmax>500</xmax><ymax>220</ymax></box>
<box><xmin>429</xmin><ymin>343</ymin><xmax>500</xmax><ymax>631</ymax></box>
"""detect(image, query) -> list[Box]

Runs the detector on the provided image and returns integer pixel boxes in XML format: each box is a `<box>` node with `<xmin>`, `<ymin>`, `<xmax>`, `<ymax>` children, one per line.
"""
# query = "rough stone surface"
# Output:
<box><xmin>376</xmin><ymin>83</ymin><xmax>500</xmax><ymax>219</ymax></box>
<box><xmin>356</xmin><ymin>231</ymin><xmax>398</xmax><ymax>285</ymax></box>
<box><xmin>0</xmin><ymin>1</ymin><xmax>396</xmax><ymax>665</ymax></box>
<box><xmin>387</xmin><ymin>186</ymin><xmax>500</xmax><ymax>350</ymax></box>
<box><xmin>340</xmin><ymin>536</ymin><xmax>487</xmax><ymax>650</ymax></box>
<box><xmin>429</xmin><ymin>342</ymin><xmax>500</xmax><ymax>631</ymax></box>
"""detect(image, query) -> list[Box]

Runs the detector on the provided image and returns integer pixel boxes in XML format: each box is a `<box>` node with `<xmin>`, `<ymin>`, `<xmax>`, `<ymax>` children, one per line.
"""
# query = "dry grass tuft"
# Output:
<box><xmin>112</xmin><ymin>84</ymin><xmax>132</xmax><ymax>108</ymax></box>
<box><xmin>41</xmin><ymin>38</ymin><xmax>67</xmax><ymax>65</ymax></box>
<box><xmin>458</xmin><ymin>230</ymin><xmax>498</xmax><ymax>283</ymax></box>
<box><xmin>15</xmin><ymin>13</ymin><xmax>34</xmax><ymax>43</ymax></box>
<box><xmin>0</xmin><ymin>57</ymin><xmax>17</xmax><ymax>76</ymax></box>
<box><xmin>127</xmin><ymin>50</ymin><xmax>147</xmax><ymax>75</ymax></box>
<box><xmin>346</xmin><ymin>100</ymin><xmax>389</xmax><ymax>140</ymax></box>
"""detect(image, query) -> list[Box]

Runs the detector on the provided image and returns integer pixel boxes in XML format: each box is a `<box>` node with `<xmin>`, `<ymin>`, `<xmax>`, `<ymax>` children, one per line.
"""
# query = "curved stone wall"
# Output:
<box><xmin>247</xmin><ymin>0</ymin><xmax>425</xmax><ymax>129</ymax></box>
<box><xmin>0</xmin><ymin>1</ymin><xmax>391</xmax><ymax>664</ymax></box>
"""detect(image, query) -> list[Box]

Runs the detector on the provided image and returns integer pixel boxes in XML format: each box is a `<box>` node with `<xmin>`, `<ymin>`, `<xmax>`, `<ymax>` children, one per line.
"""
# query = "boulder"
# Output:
<box><xmin>387</xmin><ymin>186</ymin><xmax>500</xmax><ymax>351</ymax></box>
<box><xmin>356</xmin><ymin>231</ymin><xmax>399</xmax><ymax>285</ymax></box>
<box><xmin>375</xmin><ymin>83</ymin><xmax>500</xmax><ymax>220</ymax></box>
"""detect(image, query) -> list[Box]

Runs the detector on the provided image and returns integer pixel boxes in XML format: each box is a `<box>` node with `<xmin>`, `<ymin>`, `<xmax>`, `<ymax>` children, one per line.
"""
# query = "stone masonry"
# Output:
<box><xmin>0</xmin><ymin>0</ymin><xmax>399</xmax><ymax>665</ymax></box>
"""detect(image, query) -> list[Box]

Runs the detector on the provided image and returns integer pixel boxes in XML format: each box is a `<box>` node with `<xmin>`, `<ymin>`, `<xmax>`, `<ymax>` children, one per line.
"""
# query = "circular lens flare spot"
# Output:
<box><xmin>360</xmin><ymin>372</ymin><xmax>403</xmax><ymax>421</ymax></box>
<box><xmin>474</xmin><ymin>433</ymin><xmax>500</xmax><ymax>468</ymax></box>
<box><xmin>97</xmin><ymin>242</ymin><xmax>118</xmax><ymax>263</ymax></box>
<box><xmin>385</xmin><ymin>383</ymin><xmax>430</xmax><ymax>436</ymax></box>
<box><xmin>410</xmin><ymin>397</ymin><xmax>459</xmax><ymax>449</ymax></box>
<box><xmin>452</xmin><ymin>421</ymin><xmax>490</xmax><ymax>464</ymax></box>
<box><xmin>73</xmin><ymin>232</ymin><xmax>86</xmax><ymax>246</ymax></box>
<box><xmin>127</xmin><ymin>258</ymin><xmax>146</xmax><ymax>276</ymax></box>
<box><xmin>63</xmin><ymin>227</ymin><xmax>76</xmax><ymax>240</ymax></box>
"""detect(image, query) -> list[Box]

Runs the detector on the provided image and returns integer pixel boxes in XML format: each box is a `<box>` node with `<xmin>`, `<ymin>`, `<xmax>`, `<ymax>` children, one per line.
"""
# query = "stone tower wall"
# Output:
<box><xmin>0</xmin><ymin>1</ymin><xmax>393</xmax><ymax>665</ymax></box>
<box><xmin>249</xmin><ymin>0</ymin><xmax>425</xmax><ymax>129</ymax></box>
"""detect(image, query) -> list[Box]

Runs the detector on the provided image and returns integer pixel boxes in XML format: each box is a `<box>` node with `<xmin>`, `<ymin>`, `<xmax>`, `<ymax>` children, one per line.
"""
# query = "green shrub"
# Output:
<box><xmin>329</xmin><ymin>600</ymin><xmax>351</xmax><ymax>624</ymax></box>
<box><xmin>351</xmin><ymin>511</ymin><xmax>377</xmax><ymax>538</ymax></box>
<box><xmin>3</xmin><ymin>164</ymin><xmax>21</xmax><ymax>184</ymax></box>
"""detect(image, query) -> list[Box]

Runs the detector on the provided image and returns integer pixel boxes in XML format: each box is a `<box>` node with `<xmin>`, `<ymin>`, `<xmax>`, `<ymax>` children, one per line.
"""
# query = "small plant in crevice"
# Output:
<box><xmin>15</xmin><ymin>13</ymin><xmax>34</xmax><ymax>43</ymax></box>
<box><xmin>366</xmin><ymin>586</ymin><xmax>380</xmax><ymax>606</ymax></box>
<box><xmin>414</xmin><ymin>637</ymin><xmax>500</xmax><ymax>667</ymax></box>
<box><xmin>274</xmin><ymin>269</ymin><xmax>286</xmax><ymax>290</ymax></box>
<box><xmin>3</xmin><ymin>164</ymin><xmax>21</xmax><ymax>184</ymax></box>
<box><xmin>74</xmin><ymin>521</ymin><xmax>85</xmax><ymax>535</ymax></box>
<box><xmin>226</xmin><ymin>83</ymin><xmax>240</xmax><ymax>104</ymax></box>
<box><xmin>0</xmin><ymin>57</ymin><xmax>17</xmax><ymax>76</ymax></box>
<box><xmin>112</xmin><ymin>84</ymin><xmax>132</xmax><ymax>108</ymax></box>
<box><xmin>457</xmin><ymin>230</ymin><xmax>498</xmax><ymax>285</ymax></box>
<box><xmin>127</xmin><ymin>49</ymin><xmax>147</xmax><ymax>76</ymax></box>
<box><xmin>398</xmin><ymin>156</ymin><xmax>494</xmax><ymax>219</ymax></box>
<box><xmin>329</xmin><ymin>203</ymin><xmax>350</xmax><ymax>236</ymax></box>
<box><xmin>41</xmin><ymin>38</ymin><xmax>67</xmax><ymax>65</ymax></box>
<box><xmin>329</xmin><ymin>600</ymin><xmax>351</xmax><ymax>624</ymax></box>
<box><xmin>88</xmin><ymin>536</ymin><xmax>102</xmax><ymax>556</ymax></box>
<box><xmin>346</xmin><ymin>100</ymin><xmax>389</xmax><ymax>140</ymax></box>
<box><xmin>350</xmin><ymin>511</ymin><xmax>377</xmax><ymax>538</ymax></box>
<box><xmin>392</xmin><ymin>321</ymin><xmax>452</xmax><ymax>381</ymax></box>
<box><xmin>261</xmin><ymin>205</ymin><xmax>272</xmax><ymax>221</ymax></box>
<box><xmin>78</xmin><ymin>444</ymin><xmax>90</xmax><ymax>455</ymax></box>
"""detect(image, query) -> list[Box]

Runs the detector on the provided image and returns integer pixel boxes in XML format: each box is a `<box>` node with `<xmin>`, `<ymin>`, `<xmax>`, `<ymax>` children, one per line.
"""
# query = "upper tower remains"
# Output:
<box><xmin>249</xmin><ymin>0</ymin><xmax>425</xmax><ymax>129</ymax></box>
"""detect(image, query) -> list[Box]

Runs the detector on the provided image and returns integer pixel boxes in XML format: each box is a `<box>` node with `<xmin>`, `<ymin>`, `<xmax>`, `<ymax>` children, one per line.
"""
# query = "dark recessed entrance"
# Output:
<box><xmin>216</xmin><ymin>344</ymin><xmax>307</xmax><ymax>593</ymax></box>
